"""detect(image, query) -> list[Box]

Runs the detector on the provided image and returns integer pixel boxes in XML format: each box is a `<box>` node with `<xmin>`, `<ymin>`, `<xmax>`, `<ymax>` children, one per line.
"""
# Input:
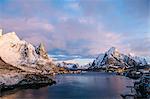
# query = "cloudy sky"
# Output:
<box><xmin>0</xmin><ymin>0</ymin><xmax>149</xmax><ymax>59</ymax></box>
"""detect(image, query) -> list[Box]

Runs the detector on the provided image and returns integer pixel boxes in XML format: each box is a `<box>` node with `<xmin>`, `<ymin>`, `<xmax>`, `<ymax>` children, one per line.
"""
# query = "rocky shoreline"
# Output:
<box><xmin>0</xmin><ymin>57</ymin><xmax>56</xmax><ymax>96</ymax></box>
<box><xmin>0</xmin><ymin>31</ymin><xmax>58</xmax><ymax>96</ymax></box>
<box><xmin>0</xmin><ymin>74</ymin><xmax>56</xmax><ymax>95</ymax></box>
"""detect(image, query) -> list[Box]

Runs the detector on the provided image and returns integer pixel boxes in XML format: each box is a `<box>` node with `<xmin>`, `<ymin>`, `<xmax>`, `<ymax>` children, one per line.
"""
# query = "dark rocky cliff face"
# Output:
<box><xmin>36</xmin><ymin>43</ymin><xmax>49</xmax><ymax>59</ymax></box>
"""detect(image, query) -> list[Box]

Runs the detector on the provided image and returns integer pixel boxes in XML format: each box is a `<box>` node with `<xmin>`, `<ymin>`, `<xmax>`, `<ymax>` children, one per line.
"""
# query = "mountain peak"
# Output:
<box><xmin>0</xmin><ymin>31</ymin><xmax>20</xmax><ymax>42</ymax></box>
<box><xmin>90</xmin><ymin>46</ymin><xmax>149</xmax><ymax>69</ymax></box>
<box><xmin>107</xmin><ymin>47</ymin><xmax>119</xmax><ymax>55</ymax></box>
<box><xmin>36</xmin><ymin>43</ymin><xmax>49</xmax><ymax>59</ymax></box>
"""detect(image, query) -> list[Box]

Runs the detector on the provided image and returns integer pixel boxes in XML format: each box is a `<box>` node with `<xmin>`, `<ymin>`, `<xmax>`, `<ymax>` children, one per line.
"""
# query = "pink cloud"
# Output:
<box><xmin>0</xmin><ymin>17</ymin><xmax>54</xmax><ymax>33</ymax></box>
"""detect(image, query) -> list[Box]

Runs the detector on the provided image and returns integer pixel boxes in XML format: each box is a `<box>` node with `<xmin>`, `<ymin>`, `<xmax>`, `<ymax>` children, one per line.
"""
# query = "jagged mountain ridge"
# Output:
<box><xmin>36</xmin><ymin>43</ymin><xmax>49</xmax><ymax>59</ymax></box>
<box><xmin>90</xmin><ymin>47</ymin><xmax>148</xmax><ymax>69</ymax></box>
<box><xmin>57</xmin><ymin>62</ymin><xmax>79</xmax><ymax>70</ymax></box>
<box><xmin>0</xmin><ymin>30</ymin><xmax>53</xmax><ymax>73</ymax></box>
<box><xmin>0</xmin><ymin>29</ymin><xmax>57</xmax><ymax>91</ymax></box>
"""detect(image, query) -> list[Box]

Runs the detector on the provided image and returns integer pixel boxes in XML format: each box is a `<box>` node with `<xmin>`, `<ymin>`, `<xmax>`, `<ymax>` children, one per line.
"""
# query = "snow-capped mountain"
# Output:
<box><xmin>57</xmin><ymin>62</ymin><xmax>79</xmax><ymax>70</ymax></box>
<box><xmin>90</xmin><ymin>47</ymin><xmax>148</xmax><ymax>69</ymax></box>
<box><xmin>0</xmin><ymin>29</ymin><xmax>53</xmax><ymax>73</ymax></box>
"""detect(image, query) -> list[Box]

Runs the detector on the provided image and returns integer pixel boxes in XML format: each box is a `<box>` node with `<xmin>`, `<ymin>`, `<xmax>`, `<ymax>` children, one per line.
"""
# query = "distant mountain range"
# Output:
<box><xmin>89</xmin><ymin>47</ymin><xmax>149</xmax><ymax>69</ymax></box>
<box><xmin>56</xmin><ymin>62</ymin><xmax>79</xmax><ymax>70</ymax></box>
<box><xmin>1</xmin><ymin>29</ymin><xmax>148</xmax><ymax>71</ymax></box>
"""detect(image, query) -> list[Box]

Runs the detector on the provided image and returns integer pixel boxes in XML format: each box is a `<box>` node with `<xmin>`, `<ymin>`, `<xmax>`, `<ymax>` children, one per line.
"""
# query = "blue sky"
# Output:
<box><xmin>0</xmin><ymin>0</ymin><xmax>149</xmax><ymax>60</ymax></box>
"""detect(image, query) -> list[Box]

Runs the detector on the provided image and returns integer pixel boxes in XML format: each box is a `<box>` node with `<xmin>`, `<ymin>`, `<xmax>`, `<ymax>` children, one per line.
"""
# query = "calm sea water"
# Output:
<box><xmin>2</xmin><ymin>72</ymin><xmax>134</xmax><ymax>99</ymax></box>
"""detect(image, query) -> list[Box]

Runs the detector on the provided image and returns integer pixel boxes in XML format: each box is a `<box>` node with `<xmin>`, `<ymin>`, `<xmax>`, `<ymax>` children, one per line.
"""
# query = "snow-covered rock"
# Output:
<box><xmin>0</xmin><ymin>30</ymin><xmax>56</xmax><ymax>93</ymax></box>
<box><xmin>0</xmin><ymin>32</ymin><xmax>37</xmax><ymax>66</ymax></box>
<box><xmin>36</xmin><ymin>43</ymin><xmax>49</xmax><ymax>59</ymax></box>
<box><xmin>0</xmin><ymin>30</ymin><xmax>53</xmax><ymax>73</ymax></box>
<box><xmin>57</xmin><ymin>62</ymin><xmax>79</xmax><ymax>70</ymax></box>
<box><xmin>129</xmin><ymin>55</ymin><xmax>148</xmax><ymax>66</ymax></box>
<box><xmin>90</xmin><ymin>47</ymin><xmax>148</xmax><ymax>69</ymax></box>
<box><xmin>0</xmin><ymin>73</ymin><xmax>24</xmax><ymax>86</ymax></box>
<box><xmin>0</xmin><ymin>73</ymin><xmax>55</xmax><ymax>92</ymax></box>
<box><xmin>81</xmin><ymin>62</ymin><xmax>92</xmax><ymax>69</ymax></box>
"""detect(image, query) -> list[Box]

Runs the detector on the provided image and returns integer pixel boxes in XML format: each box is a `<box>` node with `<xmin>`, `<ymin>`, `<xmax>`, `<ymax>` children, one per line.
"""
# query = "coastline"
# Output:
<box><xmin>0</xmin><ymin>57</ymin><xmax>56</xmax><ymax>96</ymax></box>
<box><xmin>0</xmin><ymin>73</ymin><xmax>56</xmax><ymax>96</ymax></box>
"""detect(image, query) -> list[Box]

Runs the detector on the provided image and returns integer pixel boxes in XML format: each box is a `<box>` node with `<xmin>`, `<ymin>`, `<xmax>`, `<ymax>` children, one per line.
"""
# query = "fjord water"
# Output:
<box><xmin>2</xmin><ymin>72</ymin><xmax>134</xmax><ymax>99</ymax></box>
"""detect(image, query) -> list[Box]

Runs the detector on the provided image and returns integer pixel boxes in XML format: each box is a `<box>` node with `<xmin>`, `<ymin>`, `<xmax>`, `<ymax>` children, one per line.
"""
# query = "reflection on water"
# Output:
<box><xmin>1</xmin><ymin>72</ymin><xmax>134</xmax><ymax>99</ymax></box>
